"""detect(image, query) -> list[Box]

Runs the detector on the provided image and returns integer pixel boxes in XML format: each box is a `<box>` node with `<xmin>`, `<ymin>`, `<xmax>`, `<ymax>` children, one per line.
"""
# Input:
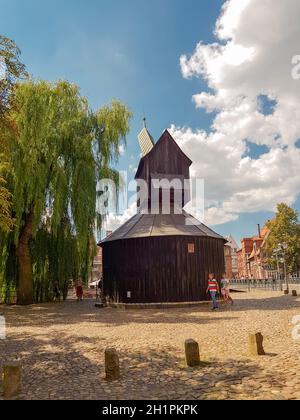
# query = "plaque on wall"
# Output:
<box><xmin>188</xmin><ymin>244</ymin><xmax>195</xmax><ymax>254</ymax></box>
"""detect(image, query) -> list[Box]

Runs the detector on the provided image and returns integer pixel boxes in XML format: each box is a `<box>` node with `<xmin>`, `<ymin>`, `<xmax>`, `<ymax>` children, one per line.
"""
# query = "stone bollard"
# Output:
<box><xmin>3</xmin><ymin>362</ymin><xmax>22</xmax><ymax>399</ymax></box>
<box><xmin>292</xmin><ymin>290</ymin><xmax>298</xmax><ymax>297</ymax></box>
<box><xmin>185</xmin><ymin>339</ymin><xmax>200</xmax><ymax>367</ymax></box>
<box><xmin>249</xmin><ymin>333</ymin><xmax>265</xmax><ymax>356</ymax></box>
<box><xmin>105</xmin><ymin>348</ymin><xmax>120</xmax><ymax>381</ymax></box>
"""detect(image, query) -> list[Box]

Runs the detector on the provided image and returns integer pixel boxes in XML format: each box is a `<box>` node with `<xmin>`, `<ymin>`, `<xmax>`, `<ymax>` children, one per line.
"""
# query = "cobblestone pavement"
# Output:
<box><xmin>1</xmin><ymin>291</ymin><xmax>300</xmax><ymax>400</ymax></box>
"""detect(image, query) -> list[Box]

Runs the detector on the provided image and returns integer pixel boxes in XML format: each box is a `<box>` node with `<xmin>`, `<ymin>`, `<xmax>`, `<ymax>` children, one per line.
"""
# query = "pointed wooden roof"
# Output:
<box><xmin>138</xmin><ymin>126</ymin><xmax>155</xmax><ymax>157</ymax></box>
<box><xmin>135</xmin><ymin>129</ymin><xmax>192</xmax><ymax>180</ymax></box>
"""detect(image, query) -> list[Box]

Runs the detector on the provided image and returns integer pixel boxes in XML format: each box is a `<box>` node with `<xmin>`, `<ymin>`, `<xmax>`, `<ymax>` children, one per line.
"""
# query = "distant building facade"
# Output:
<box><xmin>91</xmin><ymin>247</ymin><xmax>103</xmax><ymax>284</ymax></box>
<box><xmin>248</xmin><ymin>237</ymin><xmax>265</xmax><ymax>279</ymax></box>
<box><xmin>237</xmin><ymin>224</ymin><xmax>277</xmax><ymax>280</ymax></box>
<box><xmin>225</xmin><ymin>235</ymin><xmax>239</xmax><ymax>278</ymax></box>
<box><xmin>224</xmin><ymin>244</ymin><xmax>233</xmax><ymax>279</ymax></box>
<box><xmin>237</xmin><ymin>238</ymin><xmax>254</xmax><ymax>278</ymax></box>
<box><xmin>90</xmin><ymin>231</ymin><xmax>112</xmax><ymax>284</ymax></box>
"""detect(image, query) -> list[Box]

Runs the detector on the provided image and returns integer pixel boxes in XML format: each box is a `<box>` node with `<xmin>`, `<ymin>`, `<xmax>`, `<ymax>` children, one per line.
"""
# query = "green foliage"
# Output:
<box><xmin>30</xmin><ymin>220</ymin><xmax>94</xmax><ymax>302</ymax></box>
<box><xmin>0</xmin><ymin>79</ymin><xmax>132</xmax><ymax>303</ymax></box>
<box><xmin>264</xmin><ymin>203</ymin><xmax>300</xmax><ymax>274</ymax></box>
<box><xmin>0</xmin><ymin>160</ymin><xmax>13</xmax><ymax>232</ymax></box>
<box><xmin>0</xmin><ymin>35</ymin><xmax>26</xmax><ymax>235</ymax></box>
<box><xmin>0</xmin><ymin>35</ymin><xmax>27</xmax><ymax>117</ymax></box>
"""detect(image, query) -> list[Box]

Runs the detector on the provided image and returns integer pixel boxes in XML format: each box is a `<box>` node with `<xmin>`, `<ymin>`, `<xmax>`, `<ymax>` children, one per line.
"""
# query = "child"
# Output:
<box><xmin>206</xmin><ymin>273</ymin><xmax>220</xmax><ymax>311</ymax></box>
<box><xmin>221</xmin><ymin>274</ymin><xmax>234</xmax><ymax>306</ymax></box>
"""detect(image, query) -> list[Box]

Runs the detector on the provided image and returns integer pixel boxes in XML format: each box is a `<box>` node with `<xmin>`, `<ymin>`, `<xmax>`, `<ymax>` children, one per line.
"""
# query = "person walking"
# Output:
<box><xmin>96</xmin><ymin>276</ymin><xmax>103</xmax><ymax>302</ymax></box>
<box><xmin>75</xmin><ymin>279</ymin><xmax>84</xmax><ymax>302</ymax></box>
<box><xmin>206</xmin><ymin>273</ymin><xmax>220</xmax><ymax>311</ymax></box>
<box><xmin>221</xmin><ymin>274</ymin><xmax>234</xmax><ymax>306</ymax></box>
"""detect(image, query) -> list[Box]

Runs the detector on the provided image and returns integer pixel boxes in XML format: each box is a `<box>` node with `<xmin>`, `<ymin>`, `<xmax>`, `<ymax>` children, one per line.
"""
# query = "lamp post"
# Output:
<box><xmin>273</xmin><ymin>249</ymin><xmax>282</xmax><ymax>291</ymax></box>
<box><xmin>278</xmin><ymin>243</ymin><xmax>289</xmax><ymax>294</ymax></box>
<box><xmin>247</xmin><ymin>260</ymin><xmax>251</xmax><ymax>291</ymax></box>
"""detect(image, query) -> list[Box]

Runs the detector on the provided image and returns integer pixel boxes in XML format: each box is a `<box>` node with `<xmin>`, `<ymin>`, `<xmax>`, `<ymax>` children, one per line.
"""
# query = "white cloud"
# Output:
<box><xmin>104</xmin><ymin>202</ymin><xmax>137</xmax><ymax>232</ymax></box>
<box><xmin>174</xmin><ymin>0</ymin><xmax>300</xmax><ymax>226</ymax></box>
<box><xmin>118</xmin><ymin>144</ymin><xmax>126</xmax><ymax>156</ymax></box>
<box><xmin>129</xmin><ymin>164</ymin><xmax>137</xmax><ymax>173</ymax></box>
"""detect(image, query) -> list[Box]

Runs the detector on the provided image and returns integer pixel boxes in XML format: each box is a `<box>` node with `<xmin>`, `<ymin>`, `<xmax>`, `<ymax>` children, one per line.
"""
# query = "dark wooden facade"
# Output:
<box><xmin>100</xmin><ymin>129</ymin><xmax>226</xmax><ymax>304</ymax></box>
<box><xmin>136</xmin><ymin>130</ymin><xmax>192</xmax><ymax>208</ymax></box>
<box><xmin>103</xmin><ymin>236</ymin><xmax>225</xmax><ymax>303</ymax></box>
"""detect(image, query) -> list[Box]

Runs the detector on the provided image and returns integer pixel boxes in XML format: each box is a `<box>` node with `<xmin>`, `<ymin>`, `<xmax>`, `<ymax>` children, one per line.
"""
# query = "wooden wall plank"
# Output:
<box><xmin>102</xmin><ymin>236</ymin><xmax>225</xmax><ymax>304</ymax></box>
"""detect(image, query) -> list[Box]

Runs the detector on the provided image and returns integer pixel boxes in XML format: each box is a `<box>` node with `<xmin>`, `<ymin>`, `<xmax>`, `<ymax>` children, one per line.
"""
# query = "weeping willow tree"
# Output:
<box><xmin>0</xmin><ymin>35</ymin><xmax>27</xmax><ymax>234</ymax></box>
<box><xmin>0</xmin><ymin>162</ymin><xmax>13</xmax><ymax>232</ymax></box>
<box><xmin>1</xmin><ymin>79</ymin><xmax>132</xmax><ymax>305</ymax></box>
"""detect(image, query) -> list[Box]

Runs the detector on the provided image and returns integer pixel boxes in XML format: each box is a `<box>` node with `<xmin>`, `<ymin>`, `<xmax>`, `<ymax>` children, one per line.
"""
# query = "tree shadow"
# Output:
<box><xmin>1</xmin><ymin>301</ymin><xmax>237</xmax><ymax>328</ymax></box>
<box><xmin>0</xmin><ymin>331</ymin><xmax>288</xmax><ymax>400</ymax></box>
<box><xmin>1</xmin><ymin>292</ymin><xmax>299</xmax><ymax>331</ymax></box>
<box><xmin>228</xmin><ymin>293</ymin><xmax>300</xmax><ymax>312</ymax></box>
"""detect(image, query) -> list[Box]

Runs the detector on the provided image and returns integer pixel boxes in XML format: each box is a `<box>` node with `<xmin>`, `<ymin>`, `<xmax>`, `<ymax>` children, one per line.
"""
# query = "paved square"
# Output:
<box><xmin>0</xmin><ymin>291</ymin><xmax>300</xmax><ymax>400</ymax></box>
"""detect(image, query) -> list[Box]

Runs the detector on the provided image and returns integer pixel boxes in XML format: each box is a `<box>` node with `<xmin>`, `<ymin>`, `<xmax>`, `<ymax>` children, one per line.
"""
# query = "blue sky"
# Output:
<box><xmin>1</xmin><ymin>0</ymin><xmax>299</xmax><ymax>244</ymax></box>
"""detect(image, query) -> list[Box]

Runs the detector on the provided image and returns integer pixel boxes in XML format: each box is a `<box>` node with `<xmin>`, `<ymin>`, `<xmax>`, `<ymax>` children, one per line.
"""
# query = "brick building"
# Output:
<box><xmin>237</xmin><ymin>225</ymin><xmax>276</xmax><ymax>279</ymax></box>
<box><xmin>237</xmin><ymin>238</ymin><xmax>254</xmax><ymax>278</ymax></box>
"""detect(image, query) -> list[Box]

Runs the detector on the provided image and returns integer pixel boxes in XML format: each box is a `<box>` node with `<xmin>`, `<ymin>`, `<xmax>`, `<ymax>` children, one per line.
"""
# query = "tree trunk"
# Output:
<box><xmin>16</xmin><ymin>211</ymin><xmax>34</xmax><ymax>305</ymax></box>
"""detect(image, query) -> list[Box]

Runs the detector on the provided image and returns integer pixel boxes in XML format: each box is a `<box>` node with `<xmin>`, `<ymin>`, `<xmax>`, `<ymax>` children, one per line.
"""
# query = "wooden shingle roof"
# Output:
<box><xmin>138</xmin><ymin>127</ymin><xmax>155</xmax><ymax>157</ymax></box>
<box><xmin>100</xmin><ymin>211</ymin><xmax>225</xmax><ymax>244</ymax></box>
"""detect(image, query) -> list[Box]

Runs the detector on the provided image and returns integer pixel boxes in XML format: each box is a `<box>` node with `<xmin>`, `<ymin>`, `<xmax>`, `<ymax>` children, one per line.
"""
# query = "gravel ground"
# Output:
<box><xmin>0</xmin><ymin>291</ymin><xmax>300</xmax><ymax>400</ymax></box>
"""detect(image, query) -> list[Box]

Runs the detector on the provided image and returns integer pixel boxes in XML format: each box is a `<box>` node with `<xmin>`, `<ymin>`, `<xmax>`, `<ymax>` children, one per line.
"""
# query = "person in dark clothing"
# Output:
<box><xmin>53</xmin><ymin>281</ymin><xmax>61</xmax><ymax>302</ymax></box>
<box><xmin>97</xmin><ymin>277</ymin><xmax>103</xmax><ymax>302</ymax></box>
